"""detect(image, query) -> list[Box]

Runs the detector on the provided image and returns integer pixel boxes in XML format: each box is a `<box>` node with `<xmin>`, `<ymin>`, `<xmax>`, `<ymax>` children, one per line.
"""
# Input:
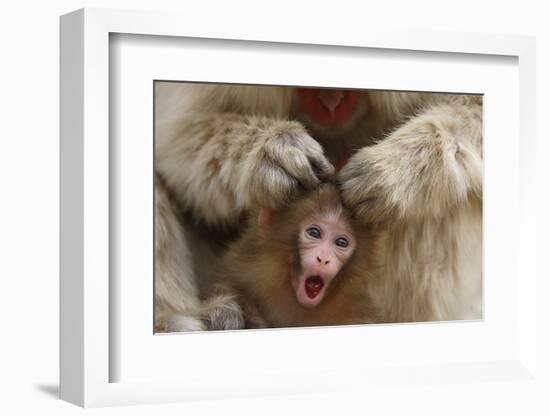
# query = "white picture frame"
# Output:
<box><xmin>60</xmin><ymin>7</ymin><xmax>537</xmax><ymax>408</ymax></box>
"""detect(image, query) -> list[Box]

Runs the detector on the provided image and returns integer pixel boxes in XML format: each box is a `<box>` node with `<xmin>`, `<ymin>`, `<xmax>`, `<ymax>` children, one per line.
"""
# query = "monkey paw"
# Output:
<box><xmin>338</xmin><ymin>146</ymin><xmax>396</xmax><ymax>224</ymax></box>
<box><xmin>339</xmin><ymin>117</ymin><xmax>482</xmax><ymax>223</ymax></box>
<box><xmin>202</xmin><ymin>294</ymin><xmax>245</xmax><ymax>330</ymax></box>
<box><xmin>250</xmin><ymin>123</ymin><xmax>335</xmax><ymax>209</ymax></box>
<box><xmin>163</xmin><ymin>314</ymin><xmax>206</xmax><ymax>332</ymax></box>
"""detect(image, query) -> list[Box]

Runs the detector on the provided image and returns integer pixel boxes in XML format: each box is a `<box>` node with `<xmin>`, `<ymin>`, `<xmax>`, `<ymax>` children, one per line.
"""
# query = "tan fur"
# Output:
<box><xmin>339</xmin><ymin>94</ymin><xmax>483</xmax><ymax>322</ymax></box>
<box><xmin>154</xmin><ymin>176</ymin><xmax>204</xmax><ymax>331</ymax></box>
<box><xmin>155</xmin><ymin>83</ymin><xmax>325</xmax><ymax>226</ymax></box>
<box><xmin>154</xmin><ymin>83</ymin><xmax>483</xmax><ymax>331</ymax></box>
<box><xmin>211</xmin><ymin>184</ymin><xmax>378</xmax><ymax>328</ymax></box>
<box><xmin>154</xmin><ymin>84</ymin><xmax>335</xmax><ymax>331</ymax></box>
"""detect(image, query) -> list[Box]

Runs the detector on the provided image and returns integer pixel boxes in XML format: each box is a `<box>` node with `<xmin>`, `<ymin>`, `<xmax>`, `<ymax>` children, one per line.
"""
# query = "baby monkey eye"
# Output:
<box><xmin>335</xmin><ymin>237</ymin><xmax>349</xmax><ymax>248</ymax></box>
<box><xmin>305</xmin><ymin>226</ymin><xmax>322</xmax><ymax>239</ymax></box>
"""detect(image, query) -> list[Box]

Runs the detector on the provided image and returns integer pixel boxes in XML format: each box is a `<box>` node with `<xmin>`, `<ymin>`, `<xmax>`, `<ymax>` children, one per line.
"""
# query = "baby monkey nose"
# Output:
<box><xmin>316</xmin><ymin>256</ymin><xmax>330</xmax><ymax>265</ymax></box>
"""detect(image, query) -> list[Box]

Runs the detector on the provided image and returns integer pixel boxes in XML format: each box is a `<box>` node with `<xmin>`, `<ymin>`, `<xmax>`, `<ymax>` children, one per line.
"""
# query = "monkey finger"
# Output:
<box><xmin>309</xmin><ymin>153</ymin><xmax>335</xmax><ymax>180</ymax></box>
<box><xmin>264</xmin><ymin>143</ymin><xmax>320</xmax><ymax>190</ymax></box>
<box><xmin>340</xmin><ymin>168</ymin><xmax>397</xmax><ymax>224</ymax></box>
<box><xmin>290</xmin><ymin>134</ymin><xmax>334</xmax><ymax>177</ymax></box>
<box><xmin>279</xmin><ymin>148</ymin><xmax>321</xmax><ymax>190</ymax></box>
<box><xmin>251</xmin><ymin>161</ymin><xmax>300</xmax><ymax>209</ymax></box>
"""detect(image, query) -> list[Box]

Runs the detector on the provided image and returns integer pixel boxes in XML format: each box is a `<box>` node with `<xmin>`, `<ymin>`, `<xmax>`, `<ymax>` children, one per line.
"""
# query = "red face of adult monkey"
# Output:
<box><xmin>292</xmin><ymin>88</ymin><xmax>370</xmax><ymax>170</ymax></box>
<box><xmin>295</xmin><ymin>88</ymin><xmax>368</xmax><ymax>131</ymax></box>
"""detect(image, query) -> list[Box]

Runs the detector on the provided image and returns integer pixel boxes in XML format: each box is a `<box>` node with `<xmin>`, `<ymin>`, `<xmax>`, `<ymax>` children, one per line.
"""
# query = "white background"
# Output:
<box><xmin>1</xmin><ymin>0</ymin><xmax>548</xmax><ymax>415</ymax></box>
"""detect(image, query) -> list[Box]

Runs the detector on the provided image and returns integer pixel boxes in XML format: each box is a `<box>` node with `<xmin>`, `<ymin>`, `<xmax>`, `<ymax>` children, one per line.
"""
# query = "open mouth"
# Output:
<box><xmin>305</xmin><ymin>275</ymin><xmax>324</xmax><ymax>299</ymax></box>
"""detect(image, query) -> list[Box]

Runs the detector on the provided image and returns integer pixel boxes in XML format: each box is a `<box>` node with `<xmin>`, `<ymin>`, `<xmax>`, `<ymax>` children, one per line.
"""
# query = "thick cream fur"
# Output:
<box><xmin>154</xmin><ymin>84</ymin><xmax>482</xmax><ymax>329</ymax></box>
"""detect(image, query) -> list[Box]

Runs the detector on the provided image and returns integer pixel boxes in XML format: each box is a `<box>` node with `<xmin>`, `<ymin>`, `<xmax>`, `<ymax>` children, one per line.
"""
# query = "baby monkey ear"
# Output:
<box><xmin>258</xmin><ymin>208</ymin><xmax>273</xmax><ymax>232</ymax></box>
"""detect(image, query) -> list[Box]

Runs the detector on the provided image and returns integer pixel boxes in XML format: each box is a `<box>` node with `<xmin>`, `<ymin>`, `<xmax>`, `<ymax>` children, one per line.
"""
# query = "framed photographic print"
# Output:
<box><xmin>60</xmin><ymin>7</ymin><xmax>537</xmax><ymax>407</ymax></box>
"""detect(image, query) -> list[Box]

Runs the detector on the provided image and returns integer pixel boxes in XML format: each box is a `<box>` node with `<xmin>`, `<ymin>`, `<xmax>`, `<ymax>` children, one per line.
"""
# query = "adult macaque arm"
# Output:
<box><xmin>339</xmin><ymin>96</ymin><xmax>483</xmax><ymax>223</ymax></box>
<box><xmin>156</xmin><ymin>113</ymin><xmax>334</xmax><ymax>226</ymax></box>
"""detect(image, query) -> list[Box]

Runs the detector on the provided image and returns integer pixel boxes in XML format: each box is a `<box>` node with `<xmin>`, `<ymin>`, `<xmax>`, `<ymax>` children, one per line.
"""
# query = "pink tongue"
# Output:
<box><xmin>305</xmin><ymin>276</ymin><xmax>324</xmax><ymax>299</ymax></box>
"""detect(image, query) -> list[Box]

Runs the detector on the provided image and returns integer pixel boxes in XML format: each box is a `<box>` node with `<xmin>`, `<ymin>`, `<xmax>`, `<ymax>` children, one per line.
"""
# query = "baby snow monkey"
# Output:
<box><xmin>204</xmin><ymin>183</ymin><xmax>378</xmax><ymax>329</ymax></box>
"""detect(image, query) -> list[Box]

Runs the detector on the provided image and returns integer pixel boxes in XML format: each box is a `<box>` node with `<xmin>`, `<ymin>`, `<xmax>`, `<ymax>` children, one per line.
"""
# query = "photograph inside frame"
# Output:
<box><xmin>153</xmin><ymin>82</ymin><xmax>483</xmax><ymax>333</ymax></box>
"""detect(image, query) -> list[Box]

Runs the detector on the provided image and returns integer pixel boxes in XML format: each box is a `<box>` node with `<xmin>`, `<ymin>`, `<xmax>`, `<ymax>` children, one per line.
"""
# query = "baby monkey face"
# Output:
<box><xmin>293</xmin><ymin>209</ymin><xmax>356</xmax><ymax>308</ymax></box>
